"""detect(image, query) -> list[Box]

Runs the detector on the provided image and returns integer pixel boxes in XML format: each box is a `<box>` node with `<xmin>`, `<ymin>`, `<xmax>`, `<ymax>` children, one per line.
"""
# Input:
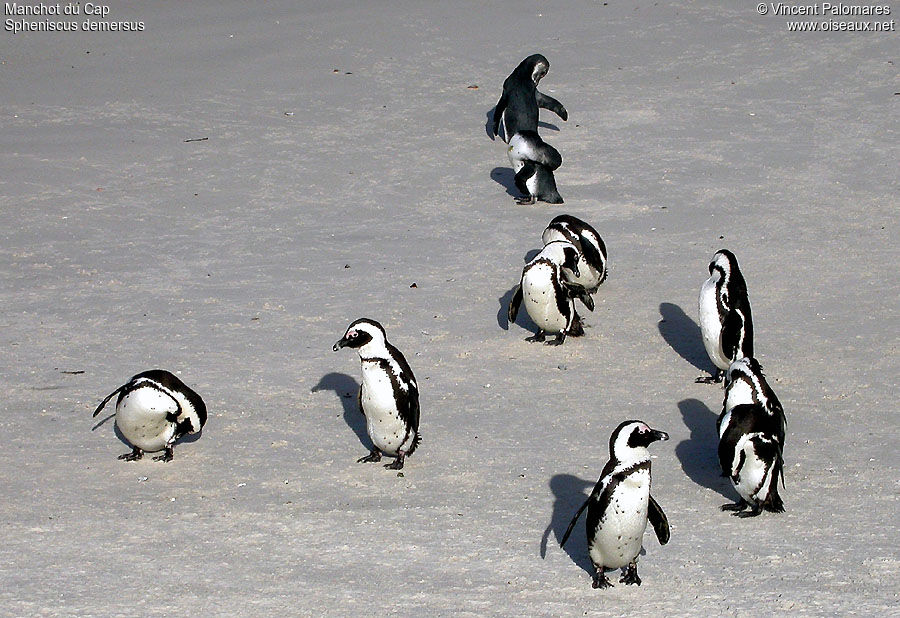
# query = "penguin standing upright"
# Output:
<box><xmin>492</xmin><ymin>54</ymin><xmax>567</xmax><ymax>143</ymax></box>
<box><xmin>560</xmin><ymin>421</ymin><xmax>670</xmax><ymax>589</ymax></box>
<box><xmin>698</xmin><ymin>249</ymin><xmax>754</xmax><ymax>383</ymax></box>
<box><xmin>507</xmin><ymin>130</ymin><xmax>564</xmax><ymax>204</ymax></box>
<box><xmin>333</xmin><ymin>318</ymin><xmax>420</xmax><ymax>470</ymax></box>
<box><xmin>508</xmin><ymin>240</ymin><xmax>583</xmax><ymax>345</ymax></box>
<box><xmin>718</xmin><ymin>357</ymin><xmax>786</xmax><ymax>517</ymax></box>
<box><xmin>542</xmin><ymin>214</ymin><xmax>608</xmax><ymax>310</ymax></box>
<box><xmin>92</xmin><ymin>369</ymin><xmax>207</xmax><ymax>462</ymax></box>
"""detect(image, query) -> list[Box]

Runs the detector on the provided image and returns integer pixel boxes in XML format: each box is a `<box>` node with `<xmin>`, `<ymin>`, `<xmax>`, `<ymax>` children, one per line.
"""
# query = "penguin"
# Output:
<box><xmin>92</xmin><ymin>369</ymin><xmax>207</xmax><ymax>462</ymax></box>
<box><xmin>507</xmin><ymin>130</ymin><xmax>564</xmax><ymax>205</ymax></box>
<box><xmin>541</xmin><ymin>214</ymin><xmax>608</xmax><ymax>311</ymax></box>
<box><xmin>560</xmin><ymin>420</ymin><xmax>670</xmax><ymax>589</ymax></box>
<box><xmin>492</xmin><ymin>53</ymin><xmax>568</xmax><ymax>143</ymax></box>
<box><xmin>697</xmin><ymin>249</ymin><xmax>754</xmax><ymax>383</ymax></box>
<box><xmin>508</xmin><ymin>240</ymin><xmax>583</xmax><ymax>345</ymax></box>
<box><xmin>718</xmin><ymin>357</ymin><xmax>786</xmax><ymax>517</ymax></box>
<box><xmin>333</xmin><ymin>318</ymin><xmax>420</xmax><ymax>470</ymax></box>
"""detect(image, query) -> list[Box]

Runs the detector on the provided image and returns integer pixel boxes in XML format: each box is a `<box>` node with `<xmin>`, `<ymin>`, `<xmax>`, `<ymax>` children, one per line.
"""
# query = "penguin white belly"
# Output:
<box><xmin>721</xmin><ymin>382</ymin><xmax>753</xmax><ymax>437</ymax></box>
<box><xmin>591</xmin><ymin>472</ymin><xmax>651</xmax><ymax>569</ymax></box>
<box><xmin>360</xmin><ymin>370</ymin><xmax>408</xmax><ymax>456</ymax></box>
<box><xmin>699</xmin><ymin>277</ymin><xmax>728</xmax><ymax>370</ymax></box>
<box><xmin>507</xmin><ymin>133</ymin><xmax>538</xmax><ymax>168</ymax></box>
<box><xmin>732</xmin><ymin>435</ymin><xmax>771</xmax><ymax>502</ymax></box>
<box><xmin>522</xmin><ymin>264</ymin><xmax>568</xmax><ymax>333</ymax></box>
<box><xmin>115</xmin><ymin>386</ymin><xmax>178</xmax><ymax>453</ymax></box>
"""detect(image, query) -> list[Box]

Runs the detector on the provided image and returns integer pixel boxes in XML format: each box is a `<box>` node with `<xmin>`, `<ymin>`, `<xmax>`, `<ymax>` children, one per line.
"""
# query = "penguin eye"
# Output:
<box><xmin>348</xmin><ymin>331</ymin><xmax>358</xmax><ymax>339</ymax></box>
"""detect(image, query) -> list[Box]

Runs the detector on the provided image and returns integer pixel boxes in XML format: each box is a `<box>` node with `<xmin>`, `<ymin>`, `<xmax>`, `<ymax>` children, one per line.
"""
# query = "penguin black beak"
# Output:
<box><xmin>651</xmin><ymin>430</ymin><xmax>669</xmax><ymax>443</ymax></box>
<box><xmin>332</xmin><ymin>339</ymin><xmax>347</xmax><ymax>352</ymax></box>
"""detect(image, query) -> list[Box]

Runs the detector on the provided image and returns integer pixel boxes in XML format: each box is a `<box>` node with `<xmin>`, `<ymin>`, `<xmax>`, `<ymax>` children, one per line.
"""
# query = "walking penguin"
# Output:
<box><xmin>718</xmin><ymin>357</ymin><xmax>786</xmax><ymax>517</ymax></box>
<box><xmin>698</xmin><ymin>249</ymin><xmax>754</xmax><ymax>383</ymax></box>
<box><xmin>508</xmin><ymin>240</ymin><xmax>584</xmax><ymax>345</ymax></box>
<box><xmin>560</xmin><ymin>420</ymin><xmax>670</xmax><ymax>589</ymax></box>
<box><xmin>333</xmin><ymin>318</ymin><xmax>421</xmax><ymax>470</ymax></box>
<box><xmin>92</xmin><ymin>369</ymin><xmax>207</xmax><ymax>462</ymax></box>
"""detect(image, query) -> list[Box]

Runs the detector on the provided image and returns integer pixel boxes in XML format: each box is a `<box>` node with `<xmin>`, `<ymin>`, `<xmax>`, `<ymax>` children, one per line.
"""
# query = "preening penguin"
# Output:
<box><xmin>92</xmin><ymin>369</ymin><xmax>207</xmax><ymax>462</ymax></box>
<box><xmin>507</xmin><ymin>130</ymin><xmax>564</xmax><ymax>205</ymax></box>
<box><xmin>718</xmin><ymin>357</ymin><xmax>786</xmax><ymax>517</ymax></box>
<box><xmin>560</xmin><ymin>421</ymin><xmax>670</xmax><ymax>589</ymax></box>
<box><xmin>508</xmin><ymin>240</ymin><xmax>583</xmax><ymax>345</ymax></box>
<box><xmin>492</xmin><ymin>53</ymin><xmax>568</xmax><ymax>143</ymax></box>
<box><xmin>333</xmin><ymin>318</ymin><xmax>420</xmax><ymax>470</ymax></box>
<box><xmin>542</xmin><ymin>214</ymin><xmax>608</xmax><ymax>310</ymax></box>
<box><xmin>698</xmin><ymin>249</ymin><xmax>754</xmax><ymax>383</ymax></box>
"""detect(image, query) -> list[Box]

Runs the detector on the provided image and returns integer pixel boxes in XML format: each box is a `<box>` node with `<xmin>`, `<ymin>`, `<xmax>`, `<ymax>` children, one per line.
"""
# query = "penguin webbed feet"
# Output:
<box><xmin>525</xmin><ymin>331</ymin><xmax>547</xmax><ymax>343</ymax></box>
<box><xmin>384</xmin><ymin>454</ymin><xmax>405</xmax><ymax>470</ymax></box>
<box><xmin>546</xmin><ymin>333</ymin><xmax>566</xmax><ymax>346</ymax></box>
<box><xmin>620</xmin><ymin>562</ymin><xmax>642</xmax><ymax>586</ymax></box>
<box><xmin>721</xmin><ymin>499</ymin><xmax>753</xmax><ymax>515</ymax></box>
<box><xmin>515</xmin><ymin>195</ymin><xmax>537</xmax><ymax>205</ymax></box>
<box><xmin>117</xmin><ymin>447</ymin><xmax>143</xmax><ymax>462</ymax></box>
<box><xmin>357</xmin><ymin>449</ymin><xmax>382</xmax><ymax>464</ymax></box>
<box><xmin>695</xmin><ymin>370</ymin><xmax>724</xmax><ymax>384</ymax></box>
<box><xmin>152</xmin><ymin>447</ymin><xmax>174</xmax><ymax>463</ymax></box>
<box><xmin>735</xmin><ymin>503</ymin><xmax>763</xmax><ymax>518</ymax></box>
<box><xmin>592</xmin><ymin>570</ymin><xmax>612</xmax><ymax>589</ymax></box>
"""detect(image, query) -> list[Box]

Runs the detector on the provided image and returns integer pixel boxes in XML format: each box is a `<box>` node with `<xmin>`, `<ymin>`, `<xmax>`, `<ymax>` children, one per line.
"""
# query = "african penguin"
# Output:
<box><xmin>492</xmin><ymin>53</ymin><xmax>568</xmax><ymax>143</ymax></box>
<box><xmin>697</xmin><ymin>249</ymin><xmax>754</xmax><ymax>383</ymax></box>
<box><xmin>507</xmin><ymin>130</ymin><xmax>564</xmax><ymax>205</ymax></box>
<box><xmin>542</xmin><ymin>214</ymin><xmax>608</xmax><ymax>311</ymax></box>
<box><xmin>92</xmin><ymin>369</ymin><xmax>207</xmax><ymax>462</ymax></box>
<box><xmin>333</xmin><ymin>318</ymin><xmax>420</xmax><ymax>470</ymax></box>
<box><xmin>561</xmin><ymin>420</ymin><xmax>670</xmax><ymax>589</ymax></box>
<box><xmin>718</xmin><ymin>357</ymin><xmax>786</xmax><ymax>517</ymax></box>
<box><xmin>508</xmin><ymin>240</ymin><xmax>583</xmax><ymax>345</ymax></box>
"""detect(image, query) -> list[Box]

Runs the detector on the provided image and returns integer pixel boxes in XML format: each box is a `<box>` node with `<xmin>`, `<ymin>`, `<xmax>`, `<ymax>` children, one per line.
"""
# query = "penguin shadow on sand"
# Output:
<box><xmin>311</xmin><ymin>372</ymin><xmax>371</xmax><ymax>451</ymax></box>
<box><xmin>497</xmin><ymin>249</ymin><xmax>541</xmax><ymax>332</ymax></box>
<box><xmin>676</xmin><ymin>398</ymin><xmax>736</xmax><ymax>501</ymax></box>
<box><xmin>541</xmin><ymin>474</ymin><xmax>595</xmax><ymax>575</ymax></box>
<box><xmin>657</xmin><ymin>302</ymin><xmax>717</xmax><ymax>374</ymax></box>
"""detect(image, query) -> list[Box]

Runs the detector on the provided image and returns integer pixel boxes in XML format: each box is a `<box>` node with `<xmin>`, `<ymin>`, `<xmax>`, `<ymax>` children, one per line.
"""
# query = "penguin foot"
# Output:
<box><xmin>117</xmin><ymin>447</ymin><xmax>143</xmax><ymax>462</ymax></box>
<box><xmin>526</xmin><ymin>331</ymin><xmax>546</xmax><ymax>343</ymax></box>
<box><xmin>515</xmin><ymin>195</ymin><xmax>537</xmax><ymax>205</ymax></box>
<box><xmin>620</xmin><ymin>563</ymin><xmax>642</xmax><ymax>586</ymax></box>
<box><xmin>736</xmin><ymin>504</ymin><xmax>763</xmax><ymax>518</ymax></box>
<box><xmin>357</xmin><ymin>450</ymin><xmax>382</xmax><ymax>464</ymax></box>
<box><xmin>695</xmin><ymin>371</ymin><xmax>724</xmax><ymax>384</ymax></box>
<box><xmin>721</xmin><ymin>499</ymin><xmax>748</xmax><ymax>512</ymax></box>
<box><xmin>384</xmin><ymin>455</ymin><xmax>405</xmax><ymax>470</ymax></box>
<box><xmin>592</xmin><ymin>571</ymin><xmax>612</xmax><ymax>589</ymax></box>
<box><xmin>546</xmin><ymin>333</ymin><xmax>566</xmax><ymax>346</ymax></box>
<box><xmin>152</xmin><ymin>447</ymin><xmax>174</xmax><ymax>462</ymax></box>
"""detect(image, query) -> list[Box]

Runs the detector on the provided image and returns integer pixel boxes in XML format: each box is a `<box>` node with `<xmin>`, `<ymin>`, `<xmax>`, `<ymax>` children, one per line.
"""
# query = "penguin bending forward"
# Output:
<box><xmin>508</xmin><ymin>240</ymin><xmax>584</xmax><ymax>345</ymax></box>
<box><xmin>333</xmin><ymin>318</ymin><xmax>420</xmax><ymax>470</ymax></box>
<box><xmin>542</xmin><ymin>214</ymin><xmax>608</xmax><ymax>310</ymax></box>
<box><xmin>92</xmin><ymin>369</ymin><xmax>207</xmax><ymax>462</ymax></box>
<box><xmin>561</xmin><ymin>421</ymin><xmax>670</xmax><ymax>589</ymax></box>
<box><xmin>492</xmin><ymin>53</ymin><xmax>568</xmax><ymax>143</ymax></box>
<box><xmin>507</xmin><ymin>130</ymin><xmax>564</xmax><ymax>205</ymax></box>
<box><xmin>718</xmin><ymin>357</ymin><xmax>786</xmax><ymax>517</ymax></box>
<box><xmin>697</xmin><ymin>249</ymin><xmax>754</xmax><ymax>383</ymax></box>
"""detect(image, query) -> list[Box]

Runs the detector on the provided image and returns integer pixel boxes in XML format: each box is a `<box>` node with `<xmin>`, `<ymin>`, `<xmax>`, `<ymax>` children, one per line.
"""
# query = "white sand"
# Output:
<box><xmin>1</xmin><ymin>1</ymin><xmax>897</xmax><ymax>615</ymax></box>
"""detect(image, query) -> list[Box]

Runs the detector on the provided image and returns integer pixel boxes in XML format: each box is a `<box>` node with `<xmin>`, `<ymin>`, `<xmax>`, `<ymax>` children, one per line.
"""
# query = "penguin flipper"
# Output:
<box><xmin>565</xmin><ymin>283</ymin><xmax>594</xmax><ymax>312</ymax></box>
<box><xmin>536</xmin><ymin>91</ymin><xmax>568</xmax><ymax>121</ymax></box>
<box><xmin>492</xmin><ymin>94</ymin><xmax>508</xmax><ymax>137</ymax></box>
<box><xmin>559</xmin><ymin>498</ymin><xmax>591</xmax><ymax>547</ymax></box>
<box><xmin>508</xmin><ymin>284</ymin><xmax>523</xmax><ymax>324</ymax></box>
<box><xmin>92</xmin><ymin>384</ymin><xmax>125</xmax><ymax>417</ymax></box>
<box><xmin>647</xmin><ymin>495</ymin><xmax>670</xmax><ymax>545</ymax></box>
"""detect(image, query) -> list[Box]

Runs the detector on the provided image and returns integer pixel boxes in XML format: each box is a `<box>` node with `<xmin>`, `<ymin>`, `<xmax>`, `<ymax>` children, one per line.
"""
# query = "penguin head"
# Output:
<box><xmin>609</xmin><ymin>420</ymin><xmax>669</xmax><ymax>460</ymax></box>
<box><xmin>725</xmin><ymin>357</ymin><xmax>762</xmax><ymax>388</ymax></box>
<box><xmin>709</xmin><ymin>249</ymin><xmax>738</xmax><ymax>277</ymax></box>
<box><xmin>518</xmin><ymin>54</ymin><xmax>550</xmax><ymax>85</ymax></box>
<box><xmin>541</xmin><ymin>240</ymin><xmax>581</xmax><ymax>278</ymax></box>
<box><xmin>333</xmin><ymin>318</ymin><xmax>387</xmax><ymax>352</ymax></box>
